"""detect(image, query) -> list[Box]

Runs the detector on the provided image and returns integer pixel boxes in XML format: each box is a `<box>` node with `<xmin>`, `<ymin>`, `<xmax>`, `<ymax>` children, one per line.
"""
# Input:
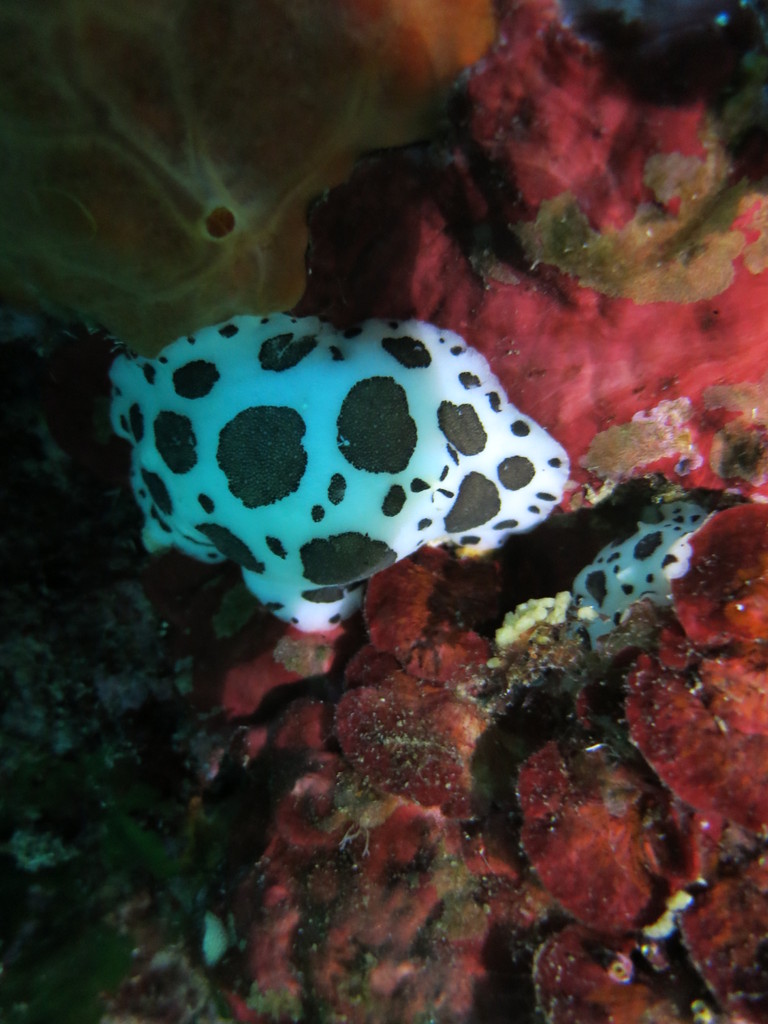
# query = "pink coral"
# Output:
<box><xmin>302</xmin><ymin>0</ymin><xmax>768</xmax><ymax>504</ymax></box>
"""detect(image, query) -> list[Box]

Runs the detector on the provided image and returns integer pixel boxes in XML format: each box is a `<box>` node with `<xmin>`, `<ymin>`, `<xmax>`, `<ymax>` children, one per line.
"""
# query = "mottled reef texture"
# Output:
<box><xmin>5</xmin><ymin>0</ymin><xmax>768</xmax><ymax>1021</ymax></box>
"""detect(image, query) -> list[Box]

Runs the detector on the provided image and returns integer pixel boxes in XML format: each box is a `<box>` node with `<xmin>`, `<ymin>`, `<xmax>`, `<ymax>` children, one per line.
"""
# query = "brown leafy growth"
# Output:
<box><xmin>0</xmin><ymin>0</ymin><xmax>494</xmax><ymax>353</ymax></box>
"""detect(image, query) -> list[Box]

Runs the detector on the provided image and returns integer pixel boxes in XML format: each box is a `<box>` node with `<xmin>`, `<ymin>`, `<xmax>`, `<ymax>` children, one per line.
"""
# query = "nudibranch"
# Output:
<box><xmin>110</xmin><ymin>316</ymin><xmax>569</xmax><ymax>630</ymax></box>
<box><xmin>572</xmin><ymin>500</ymin><xmax>708</xmax><ymax>644</ymax></box>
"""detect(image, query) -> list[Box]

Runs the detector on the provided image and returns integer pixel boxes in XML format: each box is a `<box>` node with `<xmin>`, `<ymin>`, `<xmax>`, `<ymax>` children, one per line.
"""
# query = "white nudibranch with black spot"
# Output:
<box><xmin>572</xmin><ymin>500</ymin><xmax>709</xmax><ymax>645</ymax></box>
<box><xmin>110</xmin><ymin>315</ymin><xmax>569</xmax><ymax>630</ymax></box>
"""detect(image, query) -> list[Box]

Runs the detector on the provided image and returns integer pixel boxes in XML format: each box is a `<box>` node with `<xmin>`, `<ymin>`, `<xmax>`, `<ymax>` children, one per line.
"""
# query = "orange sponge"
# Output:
<box><xmin>0</xmin><ymin>0</ymin><xmax>494</xmax><ymax>354</ymax></box>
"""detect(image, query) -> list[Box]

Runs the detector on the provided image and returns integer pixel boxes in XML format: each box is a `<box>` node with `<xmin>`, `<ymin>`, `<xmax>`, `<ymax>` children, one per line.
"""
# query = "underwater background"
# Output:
<box><xmin>3</xmin><ymin>1</ymin><xmax>768</xmax><ymax>1021</ymax></box>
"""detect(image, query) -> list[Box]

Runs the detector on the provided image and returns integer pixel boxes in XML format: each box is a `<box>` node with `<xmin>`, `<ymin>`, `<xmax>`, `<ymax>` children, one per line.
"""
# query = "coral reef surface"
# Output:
<box><xmin>5</xmin><ymin>0</ymin><xmax>768</xmax><ymax>1021</ymax></box>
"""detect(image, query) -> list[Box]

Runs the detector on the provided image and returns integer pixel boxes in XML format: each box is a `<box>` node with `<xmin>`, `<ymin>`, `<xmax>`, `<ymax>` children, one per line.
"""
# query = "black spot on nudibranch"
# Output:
<box><xmin>196</xmin><ymin>523</ymin><xmax>265</xmax><ymax>574</ymax></box>
<box><xmin>584</xmin><ymin>570</ymin><xmax>608</xmax><ymax>606</ymax></box>
<box><xmin>300</xmin><ymin>533</ymin><xmax>397</xmax><ymax>585</ymax></box>
<box><xmin>459</xmin><ymin>372</ymin><xmax>481</xmax><ymax>390</ymax></box>
<box><xmin>494</xmin><ymin>519</ymin><xmax>519</xmax><ymax>530</ymax></box>
<box><xmin>343</xmin><ymin>327</ymin><xmax>362</xmax><ymax>338</ymax></box>
<box><xmin>198</xmin><ymin>493</ymin><xmax>214</xmax><ymax>513</ymax></box>
<box><xmin>173</xmin><ymin>360</ymin><xmax>220</xmax><ymax>398</ymax></box>
<box><xmin>312</xmin><ymin>505</ymin><xmax>325</xmax><ymax>522</ymax></box>
<box><xmin>410</xmin><ymin>478</ymin><xmax>429</xmax><ymax>492</ymax></box>
<box><xmin>487</xmin><ymin>392</ymin><xmax>501</xmax><ymax>413</ymax></box>
<box><xmin>266</xmin><ymin>536</ymin><xmax>287</xmax><ymax>559</ymax></box>
<box><xmin>129</xmin><ymin>403</ymin><xmax>144</xmax><ymax>442</ymax></box>
<box><xmin>511</xmin><ymin>420</ymin><xmax>531</xmax><ymax>437</ymax></box>
<box><xmin>154</xmin><ymin>411</ymin><xmax>198</xmax><ymax>474</ymax></box>
<box><xmin>437</xmin><ymin>402</ymin><xmax>487</xmax><ymax>456</ymax></box>
<box><xmin>330</xmin><ymin>346</ymin><xmax>344</xmax><ymax>362</ymax></box>
<box><xmin>259</xmin><ymin>333</ymin><xmax>316</xmax><ymax>371</ymax></box>
<box><xmin>382</xmin><ymin>485</ymin><xmax>406</xmax><ymax>517</ymax></box>
<box><xmin>418</xmin><ymin>518</ymin><xmax>432</xmax><ymax>530</ymax></box>
<box><xmin>142</xmin><ymin>363</ymin><xmax>156</xmax><ymax>385</ymax></box>
<box><xmin>498</xmin><ymin>456</ymin><xmax>535</xmax><ymax>491</ymax></box>
<box><xmin>141</xmin><ymin>469</ymin><xmax>172</xmax><ymax>516</ymax></box>
<box><xmin>328</xmin><ymin>473</ymin><xmax>346</xmax><ymax>505</ymax></box>
<box><xmin>634</xmin><ymin>531</ymin><xmax>664</xmax><ymax>560</ymax></box>
<box><xmin>217</xmin><ymin>406</ymin><xmax>307</xmax><ymax>507</ymax></box>
<box><xmin>444</xmin><ymin>472</ymin><xmax>501</xmax><ymax>532</ymax></box>
<box><xmin>218</xmin><ymin>323</ymin><xmax>239</xmax><ymax>338</ymax></box>
<box><xmin>382</xmin><ymin>335</ymin><xmax>432</xmax><ymax>368</ymax></box>
<box><xmin>337</xmin><ymin>377</ymin><xmax>417</xmax><ymax>473</ymax></box>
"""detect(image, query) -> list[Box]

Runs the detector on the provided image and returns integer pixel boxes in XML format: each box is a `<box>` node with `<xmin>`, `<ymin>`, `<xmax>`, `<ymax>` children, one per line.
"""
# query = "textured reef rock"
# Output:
<box><xmin>16</xmin><ymin>0</ymin><xmax>768</xmax><ymax>1021</ymax></box>
<box><xmin>218</xmin><ymin>561</ymin><xmax>555</xmax><ymax>1024</ymax></box>
<box><xmin>518</xmin><ymin>740</ymin><xmax>710</xmax><ymax>932</ymax></box>
<box><xmin>628</xmin><ymin>504</ymin><xmax>768</xmax><ymax>834</ymax></box>
<box><xmin>512</xmin><ymin>501</ymin><xmax>768</xmax><ymax>1024</ymax></box>
<box><xmin>534</xmin><ymin>924</ymin><xmax>691</xmax><ymax>1024</ymax></box>
<box><xmin>0</xmin><ymin>0</ymin><xmax>494</xmax><ymax>354</ymax></box>
<box><xmin>203</xmin><ymin>497</ymin><xmax>768</xmax><ymax>1023</ymax></box>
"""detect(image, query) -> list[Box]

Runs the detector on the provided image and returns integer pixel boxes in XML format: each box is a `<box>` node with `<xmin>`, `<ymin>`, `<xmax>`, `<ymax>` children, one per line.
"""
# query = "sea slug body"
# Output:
<box><xmin>110</xmin><ymin>316</ymin><xmax>569</xmax><ymax>630</ymax></box>
<box><xmin>572</xmin><ymin>500</ymin><xmax>708</xmax><ymax>644</ymax></box>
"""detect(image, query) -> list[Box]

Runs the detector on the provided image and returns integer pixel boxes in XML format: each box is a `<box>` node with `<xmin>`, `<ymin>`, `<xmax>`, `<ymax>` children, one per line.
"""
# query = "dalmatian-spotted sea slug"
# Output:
<box><xmin>572</xmin><ymin>500</ymin><xmax>708</xmax><ymax>644</ymax></box>
<box><xmin>110</xmin><ymin>316</ymin><xmax>569</xmax><ymax>630</ymax></box>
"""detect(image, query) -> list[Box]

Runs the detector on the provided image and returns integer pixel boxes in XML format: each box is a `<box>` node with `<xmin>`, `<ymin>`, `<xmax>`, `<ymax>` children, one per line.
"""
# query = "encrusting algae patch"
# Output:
<box><xmin>516</xmin><ymin>130</ymin><xmax>768</xmax><ymax>304</ymax></box>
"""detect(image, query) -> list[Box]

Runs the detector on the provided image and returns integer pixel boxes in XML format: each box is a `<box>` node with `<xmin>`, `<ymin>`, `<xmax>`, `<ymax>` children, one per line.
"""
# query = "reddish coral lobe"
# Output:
<box><xmin>723</xmin><ymin>551</ymin><xmax>768</xmax><ymax>637</ymax></box>
<box><xmin>681</xmin><ymin>858</ymin><xmax>768</xmax><ymax>1023</ymax></box>
<box><xmin>335</xmin><ymin>662</ymin><xmax>487</xmax><ymax>816</ymax></box>
<box><xmin>627</xmin><ymin>653</ymin><xmax>768</xmax><ymax>833</ymax></box>
<box><xmin>534</xmin><ymin>925</ymin><xmax>687</xmax><ymax>1024</ymax></box>
<box><xmin>365</xmin><ymin>546</ymin><xmax>498</xmax><ymax>684</ymax></box>
<box><xmin>672</xmin><ymin>504</ymin><xmax>768</xmax><ymax>645</ymax></box>
<box><xmin>518</xmin><ymin>741</ymin><xmax>697</xmax><ymax>931</ymax></box>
